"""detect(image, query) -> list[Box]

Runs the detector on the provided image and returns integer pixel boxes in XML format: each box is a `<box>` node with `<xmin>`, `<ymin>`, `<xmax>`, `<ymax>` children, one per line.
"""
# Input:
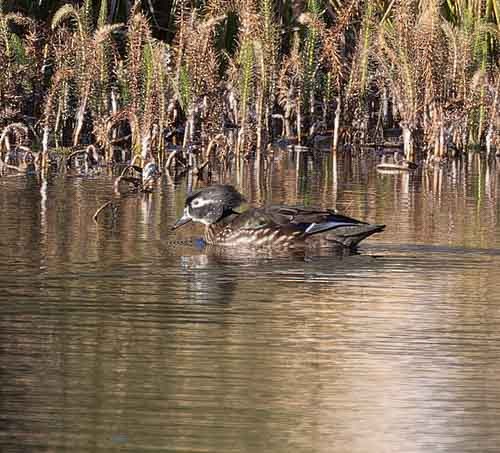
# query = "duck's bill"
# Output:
<box><xmin>171</xmin><ymin>214</ymin><xmax>192</xmax><ymax>230</ymax></box>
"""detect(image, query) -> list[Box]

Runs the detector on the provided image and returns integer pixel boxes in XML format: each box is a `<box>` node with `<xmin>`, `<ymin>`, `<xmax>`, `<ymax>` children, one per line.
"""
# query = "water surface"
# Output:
<box><xmin>1</xmin><ymin>153</ymin><xmax>500</xmax><ymax>452</ymax></box>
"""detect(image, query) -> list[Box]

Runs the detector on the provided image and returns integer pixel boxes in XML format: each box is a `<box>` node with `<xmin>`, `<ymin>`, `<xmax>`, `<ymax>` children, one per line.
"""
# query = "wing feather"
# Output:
<box><xmin>234</xmin><ymin>206</ymin><xmax>366</xmax><ymax>236</ymax></box>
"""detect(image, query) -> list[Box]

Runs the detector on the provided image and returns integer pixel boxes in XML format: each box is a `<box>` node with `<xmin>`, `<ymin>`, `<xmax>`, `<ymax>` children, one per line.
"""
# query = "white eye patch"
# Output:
<box><xmin>191</xmin><ymin>198</ymin><xmax>214</xmax><ymax>208</ymax></box>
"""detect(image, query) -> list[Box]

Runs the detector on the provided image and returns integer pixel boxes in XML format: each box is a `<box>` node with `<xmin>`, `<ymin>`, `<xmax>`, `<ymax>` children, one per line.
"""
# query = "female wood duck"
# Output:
<box><xmin>172</xmin><ymin>185</ymin><xmax>385</xmax><ymax>249</ymax></box>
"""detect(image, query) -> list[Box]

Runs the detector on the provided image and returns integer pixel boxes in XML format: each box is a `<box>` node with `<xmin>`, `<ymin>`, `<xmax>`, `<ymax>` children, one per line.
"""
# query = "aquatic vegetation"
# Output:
<box><xmin>0</xmin><ymin>0</ymin><xmax>498</xmax><ymax>177</ymax></box>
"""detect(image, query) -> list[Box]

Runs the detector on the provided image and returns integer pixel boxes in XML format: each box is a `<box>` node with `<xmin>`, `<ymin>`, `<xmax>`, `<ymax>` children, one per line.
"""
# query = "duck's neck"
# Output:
<box><xmin>204</xmin><ymin>211</ymin><xmax>240</xmax><ymax>244</ymax></box>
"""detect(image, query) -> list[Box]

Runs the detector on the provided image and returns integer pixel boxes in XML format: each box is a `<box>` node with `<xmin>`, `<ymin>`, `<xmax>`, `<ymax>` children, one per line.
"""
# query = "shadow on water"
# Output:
<box><xmin>1</xmin><ymin>152</ymin><xmax>500</xmax><ymax>452</ymax></box>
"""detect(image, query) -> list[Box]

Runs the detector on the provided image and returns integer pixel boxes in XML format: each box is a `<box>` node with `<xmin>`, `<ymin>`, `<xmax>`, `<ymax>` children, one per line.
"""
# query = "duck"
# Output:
<box><xmin>172</xmin><ymin>185</ymin><xmax>385</xmax><ymax>249</ymax></box>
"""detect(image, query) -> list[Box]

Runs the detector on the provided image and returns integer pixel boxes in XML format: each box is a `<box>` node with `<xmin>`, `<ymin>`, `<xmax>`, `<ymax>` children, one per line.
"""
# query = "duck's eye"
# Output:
<box><xmin>191</xmin><ymin>198</ymin><xmax>202</xmax><ymax>208</ymax></box>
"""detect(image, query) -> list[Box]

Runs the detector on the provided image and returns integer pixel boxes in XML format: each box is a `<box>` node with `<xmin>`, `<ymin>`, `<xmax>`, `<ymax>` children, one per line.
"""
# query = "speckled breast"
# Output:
<box><xmin>204</xmin><ymin>224</ymin><xmax>303</xmax><ymax>248</ymax></box>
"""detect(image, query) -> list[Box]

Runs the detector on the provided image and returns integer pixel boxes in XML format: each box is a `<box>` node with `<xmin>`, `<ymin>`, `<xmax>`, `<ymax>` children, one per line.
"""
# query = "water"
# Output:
<box><xmin>1</xmin><ymin>153</ymin><xmax>500</xmax><ymax>452</ymax></box>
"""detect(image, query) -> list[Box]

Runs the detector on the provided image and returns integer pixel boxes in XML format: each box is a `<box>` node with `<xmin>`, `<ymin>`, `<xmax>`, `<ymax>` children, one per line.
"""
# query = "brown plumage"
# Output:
<box><xmin>172</xmin><ymin>185</ymin><xmax>385</xmax><ymax>249</ymax></box>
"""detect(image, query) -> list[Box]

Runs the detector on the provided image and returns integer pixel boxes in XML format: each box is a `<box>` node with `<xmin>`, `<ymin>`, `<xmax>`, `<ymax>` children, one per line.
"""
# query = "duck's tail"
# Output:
<box><xmin>321</xmin><ymin>223</ymin><xmax>385</xmax><ymax>248</ymax></box>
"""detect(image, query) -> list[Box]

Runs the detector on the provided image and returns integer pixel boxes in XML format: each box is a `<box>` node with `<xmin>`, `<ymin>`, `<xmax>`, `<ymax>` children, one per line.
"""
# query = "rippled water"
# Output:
<box><xmin>1</xmin><ymin>153</ymin><xmax>500</xmax><ymax>452</ymax></box>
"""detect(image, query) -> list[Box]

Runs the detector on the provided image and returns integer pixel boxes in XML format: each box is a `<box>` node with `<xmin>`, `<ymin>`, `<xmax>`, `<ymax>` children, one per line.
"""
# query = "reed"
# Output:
<box><xmin>0</xmin><ymin>0</ymin><xmax>497</xmax><ymax>176</ymax></box>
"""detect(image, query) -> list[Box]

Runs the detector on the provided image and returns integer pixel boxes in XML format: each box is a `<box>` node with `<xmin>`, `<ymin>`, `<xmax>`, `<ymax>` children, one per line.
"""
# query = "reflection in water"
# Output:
<box><xmin>1</xmin><ymin>153</ymin><xmax>500</xmax><ymax>452</ymax></box>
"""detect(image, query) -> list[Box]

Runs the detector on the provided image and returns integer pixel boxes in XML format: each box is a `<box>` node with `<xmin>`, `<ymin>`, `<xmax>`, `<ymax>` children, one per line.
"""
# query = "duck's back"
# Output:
<box><xmin>205</xmin><ymin>205</ymin><xmax>384</xmax><ymax>249</ymax></box>
<box><xmin>205</xmin><ymin>207</ymin><xmax>305</xmax><ymax>248</ymax></box>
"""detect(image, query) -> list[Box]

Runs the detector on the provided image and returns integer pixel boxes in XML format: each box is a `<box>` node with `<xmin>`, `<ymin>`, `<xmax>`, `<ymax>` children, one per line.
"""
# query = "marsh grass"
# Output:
<box><xmin>0</xmin><ymin>0</ymin><xmax>498</xmax><ymax>178</ymax></box>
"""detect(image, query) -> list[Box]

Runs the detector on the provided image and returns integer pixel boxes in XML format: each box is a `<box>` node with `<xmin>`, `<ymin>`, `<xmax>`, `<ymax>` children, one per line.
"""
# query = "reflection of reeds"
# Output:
<box><xmin>0</xmin><ymin>0</ymin><xmax>497</xmax><ymax>171</ymax></box>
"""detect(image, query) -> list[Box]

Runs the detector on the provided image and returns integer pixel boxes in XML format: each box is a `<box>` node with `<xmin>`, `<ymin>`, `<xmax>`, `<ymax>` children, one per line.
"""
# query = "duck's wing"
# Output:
<box><xmin>271</xmin><ymin>206</ymin><xmax>386</xmax><ymax>247</ymax></box>
<box><xmin>229</xmin><ymin>206</ymin><xmax>384</xmax><ymax>248</ymax></box>
<box><xmin>233</xmin><ymin>206</ymin><xmax>367</xmax><ymax>236</ymax></box>
<box><xmin>264</xmin><ymin>205</ymin><xmax>369</xmax><ymax>236</ymax></box>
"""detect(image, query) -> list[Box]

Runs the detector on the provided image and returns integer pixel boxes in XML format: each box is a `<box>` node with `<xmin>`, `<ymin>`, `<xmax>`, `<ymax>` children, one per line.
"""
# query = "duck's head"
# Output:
<box><xmin>172</xmin><ymin>185</ymin><xmax>245</xmax><ymax>229</ymax></box>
